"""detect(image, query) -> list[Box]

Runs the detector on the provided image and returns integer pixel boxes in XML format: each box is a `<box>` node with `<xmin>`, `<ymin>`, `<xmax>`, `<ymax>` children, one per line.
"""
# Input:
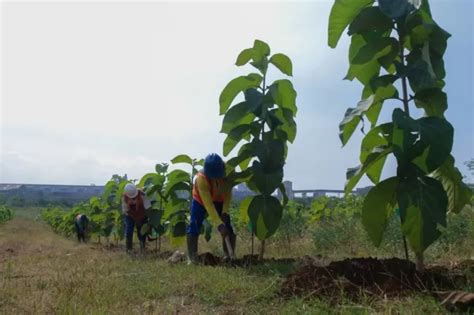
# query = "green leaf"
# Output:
<box><xmin>278</xmin><ymin>182</ymin><xmax>289</xmax><ymax>206</ymax></box>
<box><xmin>392</xmin><ymin>108</ymin><xmax>453</xmax><ymax>173</ymax></box>
<box><xmin>345</xmin><ymin>34</ymin><xmax>381</xmax><ymax>85</ymax></box>
<box><xmin>236</xmin><ymin>48</ymin><xmax>253</xmax><ymax>66</ymax></box>
<box><xmin>223</xmin><ymin>124</ymin><xmax>252</xmax><ymax>156</ymax></box>
<box><xmin>360</xmin><ymin>122</ymin><xmax>392</xmax><ymax>162</ymax></box>
<box><xmin>219</xmin><ymin>74</ymin><xmax>263</xmax><ymax>115</ymax></box>
<box><xmin>221</xmin><ymin>102</ymin><xmax>256</xmax><ymax>134</ymax></box>
<box><xmin>253</xmin><ymin>40</ymin><xmax>271</xmax><ymax>59</ymax></box>
<box><xmin>269</xmin><ymin>53</ymin><xmax>293</xmax><ymax>76</ymax></box>
<box><xmin>248</xmin><ymin>194</ymin><xmax>283</xmax><ymax>240</ymax></box>
<box><xmin>397</xmin><ymin>176</ymin><xmax>448</xmax><ymax>253</ymax></box>
<box><xmin>328</xmin><ymin>0</ymin><xmax>375</xmax><ymax>48</ymax></box>
<box><xmin>414</xmin><ymin>88</ymin><xmax>447</xmax><ymax>117</ymax></box>
<box><xmin>171</xmin><ymin>154</ymin><xmax>193</xmax><ymax>165</ymax></box>
<box><xmin>431</xmin><ymin>155</ymin><xmax>473</xmax><ymax>214</ymax></box>
<box><xmin>140</xmin><ymin>223</ymin><xmax>151</xmax><ymax>236</ymax></box>
<box><xmin>339</xmin><ymin>95</ymin><xmax>375</xmax><ymax>146</ymax></box>
<box><xmin>348</xmin><ymin>7</ymin><xmax>393</xmax><ymax>36</ymax></box>
<box><xmin>378</xmin><ymin>0</ymin><xmax>417</xmax><ymax>19</ymax></box>
<box><xmin>254</xmin><ymin>139</ymin><xmax>286</xmax><ymax>171</ymax></box>
<box><xmin>362</xmin><ymin>177</ymin><xmax>399</xmax><ymax>246</ymax></box>
<box><xmin>273</xmin><ymin>108</ymin><xmax>297</xmax><ymax>143</ymax></box>
<box><xmin>270</xmin><ymin>80</ymin><xmax>297</xmax><ymax>115</ymax></box>
<box><xmin>252</xmin><ymin>161</ymin><xmax>283</xmax><ymax>195</ymax></box>
<box><xmin>345</xmin><ymin>146</ymin><xmax>392</xmax><ymax>194</ymax></box>
<box><xmin>352</xmin><ymin>37</ymin><xmax>398</xmax><ymax>65</ymax></box>
<box><xmin>166</xmin><ymin>169</ymin><xmax>190</xmax><ymax>186</ymax></box>
<box><xmin>239</xmin><ymin>196</ymin><xmax>253</xmax><ymax>224</ymax></box>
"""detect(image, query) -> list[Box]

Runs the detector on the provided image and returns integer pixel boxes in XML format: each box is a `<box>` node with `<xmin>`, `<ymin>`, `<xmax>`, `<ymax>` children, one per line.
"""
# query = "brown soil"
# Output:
<box><xmin>197</xmin><ymin>252</ymin><xmax>296</xmax><ymax>267</ymax></box>
<box><xmin>280</xmin><ymin>257</ymin><xmax>471</xmax><ymax>301</ymax></box>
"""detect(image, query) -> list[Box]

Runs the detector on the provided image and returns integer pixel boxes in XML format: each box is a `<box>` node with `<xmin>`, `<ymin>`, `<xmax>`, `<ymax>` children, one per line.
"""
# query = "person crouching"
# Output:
<box><xmin>122</xmin><ymin>183</ymin><xmax>151</xmax><ymax>253</ymax></box>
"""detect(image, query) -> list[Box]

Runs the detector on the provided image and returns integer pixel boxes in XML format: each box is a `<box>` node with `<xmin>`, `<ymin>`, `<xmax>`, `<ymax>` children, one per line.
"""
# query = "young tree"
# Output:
<box><xmin>219</xmin><ymin>39</ymin><xmax>298</xmax><ymax>259</ymax></box>
<box><xmin>328</xmin><ymin>0</ymin><xmax>472</xmax><ymax>270</ymax></box>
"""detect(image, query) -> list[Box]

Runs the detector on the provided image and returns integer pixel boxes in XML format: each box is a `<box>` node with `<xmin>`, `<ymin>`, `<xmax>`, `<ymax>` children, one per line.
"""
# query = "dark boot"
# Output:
<box><xmin>139</xmin><ymin>240</ymin><xmax>145</xmax><ymax>253</ymax></box>
<box><xmin>126</xmin><ymin>236</ymin><xmax>133</xmax><ymax>253</ymax></box>
<box><xmin>223</xmin><ymin>233</ymin><xmax>236</xmax><ymax>258</ymax></box>
<box><xmin>186</xmin><ymin>234</ymin><xmax>199</xmax><ymax>265</ymax></box>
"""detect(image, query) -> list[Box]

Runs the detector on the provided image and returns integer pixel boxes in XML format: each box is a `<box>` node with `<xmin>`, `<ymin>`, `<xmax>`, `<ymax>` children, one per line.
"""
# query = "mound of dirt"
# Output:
<box><xmin>196</xmin><ymin>252</ymin><xmax>296</xmax><ymax>267</ymax></box>
<box><xmin>280</xmin><ymin>257</ymin><xmax>468</xmax><ymax>300</ymax></box>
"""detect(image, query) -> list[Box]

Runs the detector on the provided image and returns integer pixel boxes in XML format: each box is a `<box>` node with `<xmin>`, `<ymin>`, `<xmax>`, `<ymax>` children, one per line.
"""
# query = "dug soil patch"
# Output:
<box><xmin>280</xmin><ymin>257</ymin><xmax>470</xmax><ymax>300</ymax></box>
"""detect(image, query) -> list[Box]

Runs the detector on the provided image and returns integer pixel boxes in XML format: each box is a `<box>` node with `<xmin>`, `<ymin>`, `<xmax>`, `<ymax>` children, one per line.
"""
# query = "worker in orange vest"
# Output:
<box><xmin>186</xmin><ymin>153</ymin><xmax>235</xmax><ymax>264</ymax></box>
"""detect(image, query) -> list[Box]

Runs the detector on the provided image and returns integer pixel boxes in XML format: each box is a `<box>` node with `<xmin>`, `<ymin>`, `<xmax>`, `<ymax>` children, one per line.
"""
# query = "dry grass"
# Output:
<box><xmin>0</xmin><ymin>215</ymin><xmax>451</xmax><ymax>314</ymax></box>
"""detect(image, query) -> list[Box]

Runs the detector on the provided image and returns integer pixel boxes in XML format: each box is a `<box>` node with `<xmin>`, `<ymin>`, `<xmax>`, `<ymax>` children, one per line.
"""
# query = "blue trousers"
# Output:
<box><xmin>186</xmin><ymin>199</ymin><xmax>234</xmax><ymax>236</ymax></box>
<box><xmin>124</xmin><ymin>215</ymin><xmax>146</xmax><ymax>242</ymax></box>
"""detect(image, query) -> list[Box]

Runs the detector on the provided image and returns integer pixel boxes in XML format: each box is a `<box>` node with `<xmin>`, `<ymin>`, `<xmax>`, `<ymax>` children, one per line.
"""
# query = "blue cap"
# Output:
<box><xmin>204</xmin><ymin>153</ymin><xmax>225</xmax><ymax>179</ymax></box>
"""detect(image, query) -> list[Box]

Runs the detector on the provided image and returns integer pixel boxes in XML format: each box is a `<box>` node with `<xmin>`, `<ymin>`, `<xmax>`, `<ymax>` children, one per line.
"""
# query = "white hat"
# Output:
<box><xmin>124</xmin><ymin>183</ymin><xmax>138</xmax><ymax>198</ymax></box>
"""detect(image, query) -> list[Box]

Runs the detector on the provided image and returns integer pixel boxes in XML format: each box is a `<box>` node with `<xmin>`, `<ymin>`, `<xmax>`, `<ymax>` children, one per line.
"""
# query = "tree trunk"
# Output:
<box><xmin>251</xmin><ymin>232</ymin><xmax>255</xmax><ymax>256</ymax></box>
<box><xmin>259</xmin><ymin>240</ymin><xmax>265</xmax><ymax>260</ymax></box>
<box><xmin>415</xmin><ymin>252</ymin><xmax>424</xmax><ymax>272</ymax></box>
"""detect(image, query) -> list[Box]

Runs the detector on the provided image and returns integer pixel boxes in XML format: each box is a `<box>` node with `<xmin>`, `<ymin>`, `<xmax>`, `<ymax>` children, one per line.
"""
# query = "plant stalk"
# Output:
<box><xmin>259</xmin><ymin>240</ymin><xmax>265</xmax><ymax>260</ymax></box>
<box><xmin>397</xmin><ymin>24</ymin><xmax>411</xmax><ymax>263</ymax></box>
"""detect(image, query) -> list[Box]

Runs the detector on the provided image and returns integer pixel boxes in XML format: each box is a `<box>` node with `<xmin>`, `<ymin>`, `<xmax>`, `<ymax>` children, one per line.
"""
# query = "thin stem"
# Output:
<box><xmin>397</xmin><ymin>23</ymin><xmax>411</xmax><ymax>261</ymax></box>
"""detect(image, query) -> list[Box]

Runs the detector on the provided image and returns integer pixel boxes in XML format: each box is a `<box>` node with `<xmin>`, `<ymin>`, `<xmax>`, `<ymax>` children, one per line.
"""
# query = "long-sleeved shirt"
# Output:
<box><xmin>194</xmin><ymin>174</ymin><xmax>232</xmax><ymax>227</ymax></box>
<box><xmin>121</xmin><ymin>191</ymin><xmax>151</xmax><ymax>215</ymax></box>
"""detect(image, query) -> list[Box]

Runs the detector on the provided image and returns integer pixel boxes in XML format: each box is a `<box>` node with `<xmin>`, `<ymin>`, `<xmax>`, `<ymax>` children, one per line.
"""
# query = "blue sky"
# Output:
<box><xmin>1</xmin><ymin>1</ymin><xmax>473</xmax><ymax>189</ymax></box>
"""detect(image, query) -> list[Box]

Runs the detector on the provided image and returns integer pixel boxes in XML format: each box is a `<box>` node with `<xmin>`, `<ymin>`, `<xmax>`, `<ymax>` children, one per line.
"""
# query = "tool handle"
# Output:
<box><xmin>224</xmin><ymin>236</ymin><xmax>235</xmax><ymax>259</ymax></box>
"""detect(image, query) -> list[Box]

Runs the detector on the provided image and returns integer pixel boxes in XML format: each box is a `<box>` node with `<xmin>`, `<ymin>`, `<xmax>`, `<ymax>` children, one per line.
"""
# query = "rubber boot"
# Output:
<box><xmin>126</xmin><ymin>236</ymin><xmax>133</xmax><ymax>254</ymax></box>
<box><xmin>223</xmin><ymin>233</ymin><xmax>236</xmax><ymax>259</ymax></box>
<box><xmin>186</xmin><ymin>234</ymin><xmax>199</xmax><ymax>265</ymax></box>
<box><xmin>139</xmin><ymin>240</ymin><xmax>145</xmax><ymax>253</ymax></box>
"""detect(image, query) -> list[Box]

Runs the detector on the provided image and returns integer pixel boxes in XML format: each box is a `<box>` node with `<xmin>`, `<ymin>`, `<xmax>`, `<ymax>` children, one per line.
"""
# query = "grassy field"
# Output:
<box><xmin>0</xmin><ymin>208</ymin><xmax>468</xmax><ymax>314</ymax></box>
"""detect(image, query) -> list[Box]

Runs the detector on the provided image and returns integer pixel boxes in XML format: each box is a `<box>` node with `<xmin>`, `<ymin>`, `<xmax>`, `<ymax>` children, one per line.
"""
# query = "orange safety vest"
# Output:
<box><xmin>124</xmin><ymin>190</ymin><xmax>146</xmax><ymax>222</ymax></box>
<box><xmin>192</xmin><ymin>172</ymin><xmax>226</xmax><ymax>206</ymax></box>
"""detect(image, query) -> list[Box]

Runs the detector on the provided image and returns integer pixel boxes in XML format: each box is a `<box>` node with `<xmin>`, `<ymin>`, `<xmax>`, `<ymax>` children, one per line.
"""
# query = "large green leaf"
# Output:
<box><xmin>223</xmin><ymin>124</ymin><xmax>252</xmax><ymax>156</ymax></box>
<box><xmin>248</xmin><ymin>194</ymin><xmax>283</xmax><ymax>240</ymax></box>
<box><xmin>221</xmin><ymin>102</ymin><xmax>256</xmax><ymax>134</ymax></box>
<box><xmin>431</xmin><ymin>156</ymin><xmax>473</xmax><ymax>214</ymax></box>
<box><xmin>392</xmin><ymin>108</ymin><xmax>453</xmax><ymax>173</ymax></box>
<box><xmin>339</xmin><ymin>95</ymin><xmax>375</xmax><ymax>146</ymax></box>
<box><xmin>219</xmin><ymin>73</ymin><xmax>262</xmax><ymax>115</ymax></box>
<box><xmin>360</xmin><ymin>122</ymin><xmax>392</xmax><ymax>162</ymax></box>
<box><xmin>345</xmin><ymin>146</ymin><xmax>392</xmax><ymax>193</ymax></box>
<box><xmin>378</xmin><ymin>0</ymin><xmax>417</xmax><ymax>19</ymax></box>
<box><xmin>166</xmin><ymin>169</ymin><xmax>190</xmax><ymax>187</ymax></box>
<box><xmin>345</xmin><ymin>34</ymin><xmax>382</xmax><ymax>85</ymax></box>
<box><xmin>397</xmin><ymin>176</ymin><xmax>448</xmax><ymax>253</ymax></box>
<box><xmin>239</xmin><ymin>196</ymin><xmax>253</xmax><ymax>224</ymax></box>
<box><xmin>328</xmin><ymin>0</ymin><xmax>375</xmax><ymax>48</ymax></box>
<box><xmin>348</xmin><ymin>7</ymin><xmax>393</xmax><ymax>35</ymax></box>
<box><xmin>362</xmin><ymin>177</ymin><xmax>399</xmax><ymax>246</ymax></box>
<box><xmin>270</xmin><ymin>80</ymin><xmax>297</xmax><ymax>115</ymax></box>
<box><xmin>352</xmin><ymin>37</ymin><xmax>398</xmax><ymax>65</ymax></box>
<box><xmin>414</xmin><ymin>88</ymin><xmax>447</xmax><ymax>117</ymax></box>
<box><xmin>273</xmin><ymin>108</ymin><xmax>297</xmax><ymax>143</ymax></box>
<box><xmin>235</xmin><ymin>48</ymin><xmax>253</xmax><ymax>66</ymax></box>
<box><xmin>269</xmin><ymin>53</ymin><xmax>293</xmax><ymax>76</ymax></box>
<box><xmin>252</xmin><ymin>161</ymin><xmax>283</xmax><ymax>195</ymax></box>
<box><xmin>254</xmin><ymin>139</ymin><xmax>285</xmax><ymax>171</ymax></box>
<box><xmin>171</xmin><ymin>154</ymin><xmax>193</xmax><ymax>165</ymax></box>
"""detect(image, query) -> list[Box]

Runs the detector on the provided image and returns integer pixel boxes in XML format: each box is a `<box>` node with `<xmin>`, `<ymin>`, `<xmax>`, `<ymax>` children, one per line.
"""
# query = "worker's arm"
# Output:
<box><xmin>196</xmin><ymin>176</ymin><xmax>224</xmax><ymax>227</ymax></box>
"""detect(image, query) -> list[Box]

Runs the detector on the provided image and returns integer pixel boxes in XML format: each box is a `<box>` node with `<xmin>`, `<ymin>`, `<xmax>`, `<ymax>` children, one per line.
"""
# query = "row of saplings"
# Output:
<box><xmin>48</xmin><ymin>0</ymin><xmax>473</xmax><ymax>309</ymax></box>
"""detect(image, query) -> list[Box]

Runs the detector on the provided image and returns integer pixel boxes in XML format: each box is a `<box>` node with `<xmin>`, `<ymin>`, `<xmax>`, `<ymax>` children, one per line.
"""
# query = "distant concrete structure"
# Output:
<box><xmin>282</xmin><ymin>181</ymin><xmax>372</xmax><ymax>200</ymax></box>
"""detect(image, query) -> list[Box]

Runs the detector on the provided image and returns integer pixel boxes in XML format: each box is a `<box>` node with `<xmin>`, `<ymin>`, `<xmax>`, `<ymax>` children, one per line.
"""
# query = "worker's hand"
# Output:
<box><xmin>218</xmin><ymin>224</ymin><xmax>229</xmax><ymax>238</ymax></box>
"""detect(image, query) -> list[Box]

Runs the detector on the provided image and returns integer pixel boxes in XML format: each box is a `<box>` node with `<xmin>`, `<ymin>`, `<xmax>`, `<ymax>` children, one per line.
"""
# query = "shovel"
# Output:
<box><xmin>224</xmin><ymin>236</ymin><xmax>236</xmax><ymax>260</ymax></box>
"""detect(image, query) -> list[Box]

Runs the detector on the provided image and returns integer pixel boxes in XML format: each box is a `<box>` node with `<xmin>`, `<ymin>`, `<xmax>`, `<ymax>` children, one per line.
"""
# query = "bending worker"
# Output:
<box><xmin>74</xmin><ymin>214</ymin><xmax>89</xmax><ymax>243</ymax></box>
<box><xmin>122</xmin><ymin>183</ymin><xmax>151</xmax><ymax>252</ymax></box>
<box><xmin>187</xmin><ymin>153</ymin><xmax>236</xmax><ymax>263</ymax></box>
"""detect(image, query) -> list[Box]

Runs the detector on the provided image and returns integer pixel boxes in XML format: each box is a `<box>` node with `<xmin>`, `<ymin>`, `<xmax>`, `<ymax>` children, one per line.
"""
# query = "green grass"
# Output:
<box><xmin>0</xmin><ymin>208</ymin><xmax>467</xmax><ymax>314</ymax></box>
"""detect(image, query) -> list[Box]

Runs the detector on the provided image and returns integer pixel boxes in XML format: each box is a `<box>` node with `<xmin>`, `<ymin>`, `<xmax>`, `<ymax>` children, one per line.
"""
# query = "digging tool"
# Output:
<box><xmin>224</xmin><ymin>236</ymin><xmax>236</xmax><ymax>260</ymax></box>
